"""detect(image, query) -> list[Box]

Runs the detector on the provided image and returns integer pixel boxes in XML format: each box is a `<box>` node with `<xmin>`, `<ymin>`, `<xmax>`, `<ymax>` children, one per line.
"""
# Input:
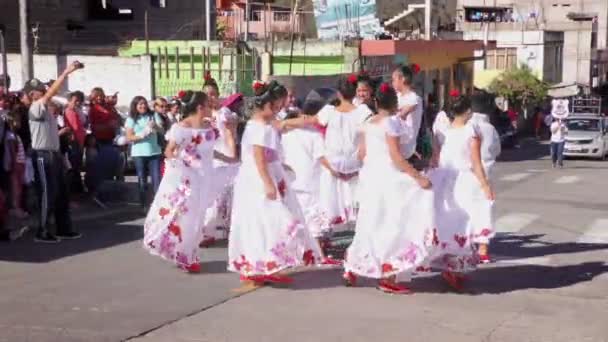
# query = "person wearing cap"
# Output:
<box><xmin>25</xmin><ymin>61</ymin><xmax>83</xmax><ymax>243</ymax></box>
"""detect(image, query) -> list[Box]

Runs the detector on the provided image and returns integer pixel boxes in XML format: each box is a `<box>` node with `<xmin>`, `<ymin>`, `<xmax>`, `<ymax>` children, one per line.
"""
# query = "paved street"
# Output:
<box><xmin>1</xmin><ymin>139</ymin><xmax>607</xmax><ymax>342</ymax></box>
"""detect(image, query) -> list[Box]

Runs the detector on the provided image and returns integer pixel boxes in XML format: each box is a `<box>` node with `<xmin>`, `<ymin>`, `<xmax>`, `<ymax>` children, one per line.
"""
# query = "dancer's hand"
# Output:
<box><xmin>265</xmin><ymin>182</ymin><xmax>278</xmax><ymax>200</ymax></box>
<box><xmin>482</xmin><ymin>183</ymin><xmax>495</xmax><ymax>201</ymax></box>
<box><xmin>340</xmin><ymin>172</ymin><xmax>357</xmax><ymax>181</ymax></box>
<box><xmin>416</xmin><ymin>176</ymin><xmax>432</xmax><ymax>189</ymax></box>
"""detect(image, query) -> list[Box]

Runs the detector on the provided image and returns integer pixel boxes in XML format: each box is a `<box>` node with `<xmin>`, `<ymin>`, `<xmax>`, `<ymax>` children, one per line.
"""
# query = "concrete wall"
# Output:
<box><xmin>1</xmin><ymin>54</ymin><xmax>153</xmax><ymax>108</ymax></box>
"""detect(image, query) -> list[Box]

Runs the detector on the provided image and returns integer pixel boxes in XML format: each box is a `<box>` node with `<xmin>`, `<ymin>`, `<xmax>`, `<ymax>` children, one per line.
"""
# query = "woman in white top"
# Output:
<box><xmin>427</xmin><ymin>95</ymin><xmax>495</xmax><ymax>291</ymax></box>
<box><xmin>343</xmin><ymin>83</ymin><xmax>433</xmax><ymax>295</ymax></box>
<box><xmin>550</xmin><ymin>118</ymin><xmax>568</xmax><ymax>168</ymax></box>
<box><xmin>143</xmin><ymin>91</ymin><xmax>238</xmax><ymax>273</ymax></box>
<box><xmin>228</xmin><ymin>81</ymin><xmax>321</xmax><ymax>286</ymax></box>
<box><xmin>282</xmin><ymin>75</ymin><xmax>372</xmax><ymax>232</ymax></box>
<box><xmin>201</xmin><ymin>77</ymin><xmax>238</xmax><ymax>246</ymax></box>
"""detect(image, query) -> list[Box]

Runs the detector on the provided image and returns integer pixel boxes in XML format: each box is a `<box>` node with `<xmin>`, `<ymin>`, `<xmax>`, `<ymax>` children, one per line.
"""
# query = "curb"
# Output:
<box><xmin>71</xmin><ymin>203</ymin><xmax>142</xmax><ymax>222</ymax></box>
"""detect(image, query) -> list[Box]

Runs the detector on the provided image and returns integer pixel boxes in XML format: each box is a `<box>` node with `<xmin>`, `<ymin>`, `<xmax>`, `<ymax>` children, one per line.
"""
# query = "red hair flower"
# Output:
<box><xmin>410</xmin><ymin>63</ymin><xmax>421</xmax><ymax>74</ymax></box>
<box><xmin>379</xmin><ymin>83</ymin><xmax>391</xmax><ymax>94</ymax></box>
<box><xmin>204</xmin><ymin>71</ymin><xmax>212</xmax><ymax>81</ymax></box>
<box><xmin>449</xmin><ymin>89</ymin><xmax>461</xmax><ymax>98</ymax></box>
<box><xmin>177</xmin><ymin>90</ymin><xmax>187</xmax><ymax>99</ymax></box>
<box><xmin>347</xmin><ymin>74</ymin><xmax>358</xmax><ymax>85</ymax></box>
<box><xmin>252</xmin><ymin>80</ymin><xmax>265</xmax><ymax>92</ymax></box>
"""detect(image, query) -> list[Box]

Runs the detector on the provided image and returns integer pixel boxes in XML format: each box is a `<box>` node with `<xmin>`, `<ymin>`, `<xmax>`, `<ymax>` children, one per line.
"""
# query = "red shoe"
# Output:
<box><xmin>265</xmin><ymin>274</ymin><xmax>294</xmax><ymax>284</ymax></box>
<box><xmin>377</xmin><ymin>280</ymin><xmax>412</xmax><ymax>295</ymax></box>
<box><xmin>184</xmin><ymin>263</ymin><xmax>201</xmax><ymax>274</ymax></box>
<box><xmin>442</xmin><ymin>271</ymin><xmax>464</xmax><ymax>292</ymax></box>
<box><xmin>343</xmin><ymin>271</ymin><xmax>357</xmax><ymax>287</ymax></box>
<box><xmin>199</xmin><ymin>237</ymin><xmax>216</xmax><ymax>248</ymax></box>
<box><xmin>478</xmin><ymin>254</ymin><xmax>491</xmax><ymax>264</ymax></box>
<box><xmin>240</xmin><ymin>275</ymin><xmax>266</xmax><ymax>285</ymax></box>
<box><xmin>321</xmin><ymin>256</ymin><xmax>343</xmax><ymax>266</ymax></box>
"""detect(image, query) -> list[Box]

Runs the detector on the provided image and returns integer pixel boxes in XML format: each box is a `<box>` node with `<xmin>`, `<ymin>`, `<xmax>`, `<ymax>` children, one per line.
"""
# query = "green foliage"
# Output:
<box><xmin>489</xmin><ymin>65</ymin><xmax>548</xmax><ymax>106</ymax></box>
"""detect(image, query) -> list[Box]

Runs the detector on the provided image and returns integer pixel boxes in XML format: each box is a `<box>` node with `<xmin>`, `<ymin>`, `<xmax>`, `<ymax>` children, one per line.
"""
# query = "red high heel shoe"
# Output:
<box><xmin>183</xmin><ymin>263</ymin><xmax>201</xmax><ymax>274</ymax></box>
<box><xmin>343</xmin><ymin>271</ymin><xmax>357</xmax><ymax>287</ymax></box>
<box><xmin>321</xmin><ymin>256</ymin><xmax>343</xmax><ymax>266</ymax></box>
<box><xmin>478</xmin><ymin>254</ymin><xmax>491</xmax><ymax>264</ymax></box>
<box><xmin>265</xmin><ymin>274</ymin><xmax>294</xmax><ymax>284</ymax></box>
<box><xmin>377</xmin><ymin>280</ymin><xmax>412</xmax><ymax>295</ymax></box>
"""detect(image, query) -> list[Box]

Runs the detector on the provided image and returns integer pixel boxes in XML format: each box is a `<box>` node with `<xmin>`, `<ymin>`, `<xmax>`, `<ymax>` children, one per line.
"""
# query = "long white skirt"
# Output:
<box><xmin>319</xmin><ymin>167</ymin><xmax>359</xmax><ymax>230</ymax></box>
<box><xmin>143</xmin><ymin>162</ymin><xmax>237</xmax><ymax>268</ymax></box>
<box><xmin>228</xmin><ymin>163</ymin><xmax>322</xmax><ymax>277</ymax></box>
<box><xmin>425</xmin><ymin>167</ymin><xmax>494</xmax><ymax>273</ymax></box>
<box><xmin>344</xmin><ymin>171</ymin><xmax>435</xmax><ymax>281</ymax></box>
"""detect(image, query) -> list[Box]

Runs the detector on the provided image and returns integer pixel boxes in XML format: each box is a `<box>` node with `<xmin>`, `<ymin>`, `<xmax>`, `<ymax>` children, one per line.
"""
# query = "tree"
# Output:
<box><xmin>489</xmin><ymin>65</ymin><xmax>548</xmax><ymax>119</ymax></box>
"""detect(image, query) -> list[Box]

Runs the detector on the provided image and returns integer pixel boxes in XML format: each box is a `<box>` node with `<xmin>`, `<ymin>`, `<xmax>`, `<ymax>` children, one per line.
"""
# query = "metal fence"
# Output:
<box><xmin>151</xmin><ymin>44</ymin><xmax>259</xmax><ymax>98</ymax></box>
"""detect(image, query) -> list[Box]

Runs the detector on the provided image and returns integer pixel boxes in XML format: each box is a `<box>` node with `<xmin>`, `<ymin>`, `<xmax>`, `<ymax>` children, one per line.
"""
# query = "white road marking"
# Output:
<box><xmin>500</xmin><ymin>173</ymin><xmax>531</xmax><ymax>182</ymax></box>
<box><xmin>495</xmin><ymin>213</ymin><xmax>539</xmax><ymax>234</ymax></box>
<box><xmin>117</xmin><ymin>218</ymin><xmax>146</xmax><ymax>226</ymax></box>
<box><xmin>577</xmin><ymin>219</ymin><xmax>608</xmax><ymax>244</ymax></box>
<box><xmin>527</xmin><ymin>169</ymin><xmax>548</xmax><ymax>173</ymax></box>
<box><xmin>554</xmin><ymin>175</ymin><xmax>581</xmax><ymax>184</ymax></box>
<box><xmin>496</xmin><ymin>256</ymin><xmax>553</xmax><ymax>266</ymax></box>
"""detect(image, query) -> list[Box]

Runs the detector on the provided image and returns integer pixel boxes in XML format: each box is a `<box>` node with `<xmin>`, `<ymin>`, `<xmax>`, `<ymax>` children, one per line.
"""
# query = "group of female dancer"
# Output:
<box><xmin>142</xmin><ymin>64</ymin><xmax>496</xmax><ymax>295</ymax></box>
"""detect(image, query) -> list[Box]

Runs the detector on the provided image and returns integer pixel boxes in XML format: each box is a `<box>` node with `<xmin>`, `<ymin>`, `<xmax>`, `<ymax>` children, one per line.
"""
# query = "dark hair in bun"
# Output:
<box><xmin>203</xmin><ymin>72</ymin><xmax>219</xmax><ymax>93</ymax></box>
<box><xmin>337</xmin><ymin>76</ymin><xmax>357</xmax><ymax>101</ymax></box>
<box><xmin>393</xmin><ymin>65</ymin><xmax>413</xmax><ymax>86</ymax></box>
<box><xmin>252</xmin><ymin>80</ymin><xmax>282</xmax><ymax>109</ymax></box>
<box><xmin>375</xmin><ymin>83</ymin><xmax>398</xmax><ymax>112</ymax></box>
<box><xmin>450</xmin><ymin>95</ymin><xmax>472</xmax><ymax>117</ymax></box>
<box><xmin>182</xmin><ymin>90</ymin><xmax>209</xmax><ymax>115</ymax></box>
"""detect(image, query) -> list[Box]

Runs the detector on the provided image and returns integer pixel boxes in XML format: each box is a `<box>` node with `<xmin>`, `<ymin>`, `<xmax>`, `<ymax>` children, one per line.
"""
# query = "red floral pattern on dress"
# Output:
<box><xmin>479</xmin><ymin>228</ymin><xmax>492</xmax><ymax>237</ymax></box>
<box><xmin>158</xmin><ymin>207</ymin><xmax>170</xmax><ymax>219</ymax></box>
<box><xmin>168</xmin><ymin>222</ymin><xmax>183</xmax><ymax>242</ymax></box>
<box><xmin>454</xmin><ymin>234</ymin><xmax>467</xmax><ymax>248</ymax></box>
<box><xmin>277</xmin><ymin>179</ymin><xmax>286</xmax><ymax>198</ymax></box>
<box><xmin>191</xmin><ymin>134</ymin><xmax>203</xmax><ymax>145</ymax></box>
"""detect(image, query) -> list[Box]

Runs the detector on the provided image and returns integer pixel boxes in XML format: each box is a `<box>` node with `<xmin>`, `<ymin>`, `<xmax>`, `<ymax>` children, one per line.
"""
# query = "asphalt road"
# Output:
<box><xmin>1</xmin><ymin>139</ymin><xmax>607</xmax><ymax>342</ymax></box>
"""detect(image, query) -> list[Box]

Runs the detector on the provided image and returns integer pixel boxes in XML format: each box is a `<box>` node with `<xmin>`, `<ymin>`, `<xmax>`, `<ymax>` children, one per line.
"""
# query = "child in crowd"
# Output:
<box><xmin>4</xmin><ymin>111</ymin><xmax>28</xmax><ymax>219</ymax></box>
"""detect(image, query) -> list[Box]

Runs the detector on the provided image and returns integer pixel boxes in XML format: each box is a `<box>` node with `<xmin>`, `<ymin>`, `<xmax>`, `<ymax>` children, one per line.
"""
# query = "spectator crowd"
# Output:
<box><xmin>0</xmin><ymin>63</ymin><xmax>187</xmax><ymax>243</ymax></box>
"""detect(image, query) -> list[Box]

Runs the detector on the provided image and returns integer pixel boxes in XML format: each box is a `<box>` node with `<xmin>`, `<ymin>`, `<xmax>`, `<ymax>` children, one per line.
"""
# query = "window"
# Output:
<box><xmin>486</xmin><ymin>48</ymin><xmax>517</xmax><ymax>70</ymax></box>
<box><xmin>464</xmin><ymin>7</ymin><xmax>514</xmax><ymax>23</ymax></box>
<box><xmin>273</xmin><ymin>11</ymin><xmax>290</xmax><ymax>22</ymax></box>
<box><xmin>250</xmin><ymin>10</ymin><xmax>262</xmax><ymax>22</ymax></box>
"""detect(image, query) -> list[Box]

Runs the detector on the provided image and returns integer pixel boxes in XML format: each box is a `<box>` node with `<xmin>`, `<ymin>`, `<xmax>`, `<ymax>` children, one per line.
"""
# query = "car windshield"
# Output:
<box><xmin>566</xmin><ymin>118</ymin><xmax>600</xmax><ymax>132</ymax></box>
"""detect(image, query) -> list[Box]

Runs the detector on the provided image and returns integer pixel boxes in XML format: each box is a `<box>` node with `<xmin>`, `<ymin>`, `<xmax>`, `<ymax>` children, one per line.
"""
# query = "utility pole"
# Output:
<box><xmin>424</xmin><ymin>0</ymin><xmax>431</xmax><ymax>40</ymax></box>
<box><xmin>0</xmin><ymin>25</ymin><xmax>8</xmax><ymax>85</ymax></box>
<box><xmin>206</xmin><ymin>0</ymin><xmax>212</xmax><ymax>41</ymax></box>
<box><xmin>19</xmin><ymin>0</ymin><xmax>33</xmax><ymax>82</ymax></box>
<box><xmin>245</xmin><ymin>0</ymin><xmax>250</xmax><ymax>42</ymax></box>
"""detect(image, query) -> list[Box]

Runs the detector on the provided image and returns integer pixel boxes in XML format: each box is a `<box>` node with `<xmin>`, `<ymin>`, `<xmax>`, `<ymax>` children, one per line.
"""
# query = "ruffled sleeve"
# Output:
<box><xmin>316</xmin><ymin>105</ymin><xmax>333</xmax><ymax>126</ymax></box>
<box><xmin>385</xmin><ymin>116</ymin><xmax>413</xmax><ymax>138</ymax></box>
<box><xmin>165</xmin><ymin>124</ymin><xmax>185</xmax><ymax>145</ymax></box>
<box><xmin>247</xmin><ymin>121</ymin><xmax>280</xmax><ymax>150</ymax></box>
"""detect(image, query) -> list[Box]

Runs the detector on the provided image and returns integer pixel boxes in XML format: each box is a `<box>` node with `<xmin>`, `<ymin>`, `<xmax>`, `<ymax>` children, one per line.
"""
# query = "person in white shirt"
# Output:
<box><xmin>550</xmin><ymin>118</ymin><xmax>568</xmax><ymax>168</ymax></box>
<box><xmin>391</xmin><ymin>65</ymin><xmax>424</xmax><ymax>162</ymax></box>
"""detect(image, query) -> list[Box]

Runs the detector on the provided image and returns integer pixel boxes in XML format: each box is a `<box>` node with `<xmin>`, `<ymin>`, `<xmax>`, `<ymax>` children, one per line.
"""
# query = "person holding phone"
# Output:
<box><xmin>125</xmin><ymin>96</ymin><xmax>164</xmax><ymax>209</ymax></box>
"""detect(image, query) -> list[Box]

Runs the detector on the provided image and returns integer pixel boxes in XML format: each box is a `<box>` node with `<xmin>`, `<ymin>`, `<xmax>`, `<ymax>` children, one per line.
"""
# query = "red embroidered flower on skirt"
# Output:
<box><xmin>479</xmin><ymin>228</ymin><xmax>492</xmax><ymax>237</ymax></box>
<box><xmin>381</xmin><ymin>263</ymin><xmax>395</xmax><ymax>274</ymax></box>
<box><xmin>168</xmin><ymin>222</ymin><xmax>183</xmax><ymax>242</ymax></box>
<box><xmin>191</xmin><ymin>134</ymin><xmax>203</xmax><ymax>145</ymax></box>
<box><xmin>158</xmin><ymin>207</ymin><xmax>170</xmax><ymax>219</ymax></box>
<box><xmin>277</xmin><ymin>179</ymin><xmax>287</xmax><ymax>198</ymax></box>
<box><xmin>454</xmin><ymin>234</ymin><xmax>467</xmax><ymax>248</ymax></box>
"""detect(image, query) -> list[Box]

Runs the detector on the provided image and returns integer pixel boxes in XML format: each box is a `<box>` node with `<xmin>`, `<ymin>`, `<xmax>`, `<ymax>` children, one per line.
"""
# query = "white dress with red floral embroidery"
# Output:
<box><xmin>317</xmin><ymin>104</ymin><xmax>371</xmax><ymax>229</ymax></box>
<box><xmin>426</xmin><ymin>122</ymin><xmax>494</xmax><ymax>273</ymax></box>
<box><xmin>281</xmin><ymin>127</ymin><xmax>331</xmax><ymax>238</ymax></box>
<box><xmin>344</xmin><ymin>117</ymin><xmax>435</xmax><ymax>281</ymax></box>
<box><xmin>143</xmin><ymin>124</ymin><xmax>238</xmax><ymax>269</ymax></box>
<box><xmin>228</xmin><ymin>120</ymin><xmax>321</xmax><ymax>277</ymax></box>
<box><xmin>203</xmin><ymin>108</ymin><xmax>238</xmax><ymax>240</ymax></box>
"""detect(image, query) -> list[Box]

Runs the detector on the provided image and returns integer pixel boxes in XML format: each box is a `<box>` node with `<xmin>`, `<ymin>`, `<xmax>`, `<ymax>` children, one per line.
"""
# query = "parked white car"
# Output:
<box><xmin>563</xmin><ymin>114</ymin><xmax>608</xmax><ymax>160</ymax></box>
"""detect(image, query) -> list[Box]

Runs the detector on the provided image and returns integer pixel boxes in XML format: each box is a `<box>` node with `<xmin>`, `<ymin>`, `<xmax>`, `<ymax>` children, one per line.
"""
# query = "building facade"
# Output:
<box><xmin>0</xmin><ymin>0</ymin><xmax>215</xmax><ymax>54</ymax></box>
<box><xmin>457</xmin><ymin>0</ymin><xmax>608</xmax><ymax>88</ymax></box>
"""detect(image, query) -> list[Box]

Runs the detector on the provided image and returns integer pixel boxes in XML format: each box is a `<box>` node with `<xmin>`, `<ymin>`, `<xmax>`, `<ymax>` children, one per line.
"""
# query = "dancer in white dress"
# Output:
<box><xmin>343</xmin><ymin>83</ymin><xmax>434</xmax><ymax>295</ymax></box>
<box><xmin>143</xmin><ymin>91</ymin><xmax>238</xmax><ymax>273</ymax></box>
<box><xmin>427</xmin><ymin>95</ymin><xmax>495</xmax><ymax>291</ymax></box>
<box><xmin>392</xmin><ymin>65</ymin><xmax>424</xmax><ymax>161</ymax></box>
<box><xmin>228</xmin><ymin>81</ymin><xmax>321</xmax><ymax>285</ymax></box>
<box><xmin>201</xmin><ymin>77</ymin><xmax>238</xmax><ymax>246</ymax></box>
<box><xmin>281</xmin><ymin>101</ymin><xmax>341</xmax><ymax>265</ymax></box>
<box><xmin>470</xmin><ymin>106</ymin><xmax>501</xmax><ymax>263</ymax></box>
<box><xmin>353</xmin><ymin>73</ymin><xmax>376</xmax><ymax>112</ymax></box>
<box><xmin>283</xmin><ymin>75</ymin><xmax>372</xmax><ymax>230</ymax></box>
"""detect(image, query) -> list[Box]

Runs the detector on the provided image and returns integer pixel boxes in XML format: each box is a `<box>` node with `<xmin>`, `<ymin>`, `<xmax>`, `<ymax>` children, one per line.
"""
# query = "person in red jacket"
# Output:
<box><xmin>87</xmin><ymin>88</ymin><xmax>121</xmax><ymax>201</ymax></box>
